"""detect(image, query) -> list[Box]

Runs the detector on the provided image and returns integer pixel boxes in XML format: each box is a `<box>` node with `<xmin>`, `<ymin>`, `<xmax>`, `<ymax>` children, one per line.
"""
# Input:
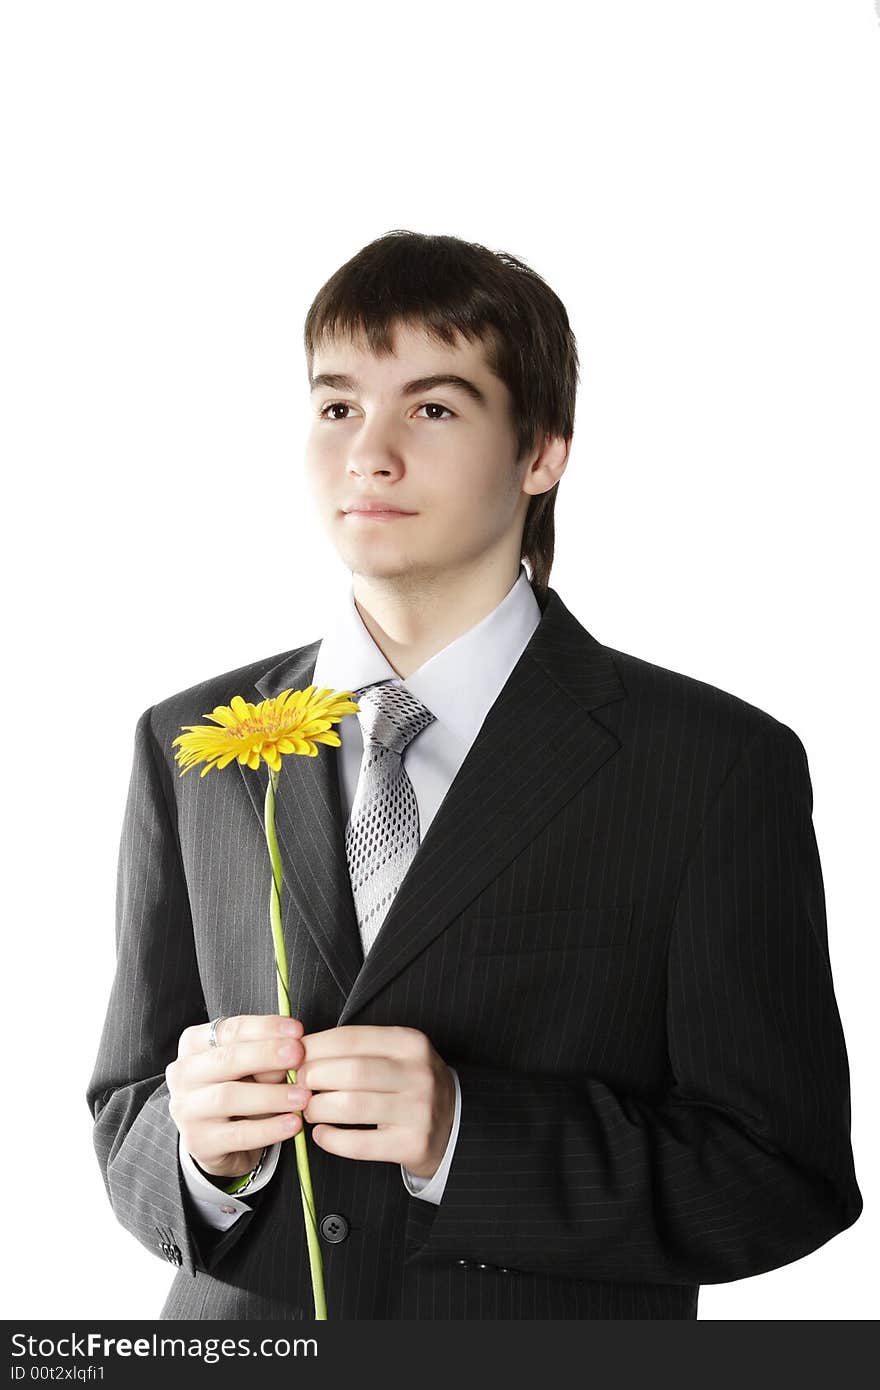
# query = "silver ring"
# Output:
<box><xmin>208</xmin><ymin>1015</ymin><xmax>228</xmax><ymax>1048</ymax></box>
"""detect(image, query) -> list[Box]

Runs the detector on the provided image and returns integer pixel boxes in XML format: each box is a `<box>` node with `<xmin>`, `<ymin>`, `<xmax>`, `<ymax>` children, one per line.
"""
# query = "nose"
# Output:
<box><xmin>348</xmin><ymin>461</ymin><xmax>399</xmax><ymax>483</ymax></box>
<box><xmin>346</xmin><ymin>444</ymin><xmax>405</xmax><ymax>483</ymax></box>
<box><xmin>341</xmin><ymin>409</ymin><xmax>407</xmax><ymax>480</ymax></box>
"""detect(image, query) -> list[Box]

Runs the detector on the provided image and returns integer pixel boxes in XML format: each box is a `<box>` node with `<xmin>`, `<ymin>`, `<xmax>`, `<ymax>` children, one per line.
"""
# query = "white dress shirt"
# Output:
<box><xmin>181</xmin><ymin>562</ymin><xmax>542</xmax><ymax>1231</ymax></box>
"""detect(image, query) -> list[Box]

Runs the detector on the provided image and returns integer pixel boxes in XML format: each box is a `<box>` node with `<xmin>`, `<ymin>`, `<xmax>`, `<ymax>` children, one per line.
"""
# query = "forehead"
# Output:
<box><xmin>311</xmin><ymin>320</ymin><xmax>496</xmax><ymax>383</ymax></box>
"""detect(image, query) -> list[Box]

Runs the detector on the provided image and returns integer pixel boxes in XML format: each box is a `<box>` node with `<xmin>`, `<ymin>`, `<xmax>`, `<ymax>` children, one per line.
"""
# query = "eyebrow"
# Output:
<box><xmin>309</xmin><ymin>371</ymin><xmax>488</xmax><ymax>408</ymax></box>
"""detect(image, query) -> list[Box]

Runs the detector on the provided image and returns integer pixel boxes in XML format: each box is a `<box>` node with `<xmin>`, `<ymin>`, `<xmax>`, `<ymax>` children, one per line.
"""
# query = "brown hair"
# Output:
<box><xmin>303</xmin><ymin>230</ymin><xmax>579</xmax><ymax>600</ymax></box>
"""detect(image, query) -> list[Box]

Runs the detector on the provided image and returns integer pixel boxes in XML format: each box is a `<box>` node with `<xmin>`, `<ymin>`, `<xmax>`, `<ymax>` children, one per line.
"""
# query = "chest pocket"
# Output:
<box><xmin>465</xmin><ymin>903</ymin><xmax>634</xmax><ymax>956</ymax></box>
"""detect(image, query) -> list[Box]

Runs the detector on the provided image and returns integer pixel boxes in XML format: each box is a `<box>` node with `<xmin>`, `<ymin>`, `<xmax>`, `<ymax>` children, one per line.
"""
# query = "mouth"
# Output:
<box><xmin>341</xmin><ymin>508</ymin><xmax>417</xmax><ymax>520</ymax></box>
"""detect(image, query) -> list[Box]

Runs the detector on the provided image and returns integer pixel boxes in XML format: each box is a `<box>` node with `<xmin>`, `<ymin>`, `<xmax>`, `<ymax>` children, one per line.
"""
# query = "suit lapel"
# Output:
<box><xmin>238</xmin><ymin>584</ymin><xmax>626</xmax><ymax>1023</ymax></box>
<box><xmin>238</xmin><ymin>639</ymin><xmax>364</xmax><ymax>1005</ymax></box>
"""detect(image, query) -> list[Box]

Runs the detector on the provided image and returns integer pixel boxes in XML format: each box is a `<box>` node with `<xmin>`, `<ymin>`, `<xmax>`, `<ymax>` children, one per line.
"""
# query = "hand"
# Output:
<box><xmin>165</xmin><ymin>1014</ymin><xmax>313</xmax><ymax>1181</ymax></box>
<box><xmin>297</xmin><ymin>1025</ymin><xmax>456</xmax><ymax>1180</ymax></box>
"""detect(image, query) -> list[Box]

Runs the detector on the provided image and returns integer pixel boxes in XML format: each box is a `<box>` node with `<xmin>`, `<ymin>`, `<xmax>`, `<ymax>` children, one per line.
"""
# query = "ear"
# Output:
<box><xmin>522</xmin><ymin>434</ymin><xmax>570</xmax><ymax>496</ymax></box>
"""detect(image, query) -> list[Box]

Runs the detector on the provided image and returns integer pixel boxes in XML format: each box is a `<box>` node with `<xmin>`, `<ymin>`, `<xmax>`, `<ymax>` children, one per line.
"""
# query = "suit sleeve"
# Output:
<box><xmin>86</xmin><ymin>706</ymin><xmax>270</xmax><ymax>1277</ymax></box>
<box><xmin>405</xmin><ymin>721</ymin><xmax>863</xmax><ymax>1284</ymax></box>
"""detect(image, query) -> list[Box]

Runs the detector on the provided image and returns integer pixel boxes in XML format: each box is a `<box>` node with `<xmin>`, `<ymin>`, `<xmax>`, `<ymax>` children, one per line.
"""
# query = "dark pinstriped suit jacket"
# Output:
<box><xmin>87</xmin><ymin>582</ymin><xmax>862</xmax><ymax>1319</ymax></box>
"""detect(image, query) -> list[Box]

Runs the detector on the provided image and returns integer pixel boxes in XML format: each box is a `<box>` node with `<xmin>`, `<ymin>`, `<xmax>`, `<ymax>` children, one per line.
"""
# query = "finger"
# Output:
<box><xmin>303</xmin><ymin>1089</ymin><xmax>401</xmax><ymax>1127</ymax></box>
<box><xmin>178</xmin><ymin>1014</ymin><xmax>303</xmax><ymax>1059</ymax></box>
<box><xmin>183</xmin><ymin>1035</ymin><xmax>306</xmax><ymax>1089</ymax></box>
<box><xmin>297</xmin><ymin>1053</ymin><xmax>401</xmax><ymax>1094</ymax></box>
<box><xmin>204</xmin><ymin>1014</ymin><xmax>303</xmax><ymax>1054</ymax></box>
<box><xmin>202</xmin><ymin>1111</ymin><xmax>306</xmax><ymax>1153</ymax></box>
<box><xmin>299</xmin><ymin>1024</ymin><xmax>418</xmax><ymax>1063</ymax></box>
<box><xmin>310</xmin><ymin>1123</ymin><xmax>402</xmax><ymax>1163</ymax></box>
<box><xmin>186</xmin><ymin>1078</ymin><xmax>313</xmax><ymax>1122</ymax></box>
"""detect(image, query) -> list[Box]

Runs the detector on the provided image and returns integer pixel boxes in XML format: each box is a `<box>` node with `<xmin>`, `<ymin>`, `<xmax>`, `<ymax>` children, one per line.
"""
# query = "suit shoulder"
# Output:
<box><xmin>600</xmin><ymin>642</ymin><xmax>807</xmax><ymax>759</ymax></box>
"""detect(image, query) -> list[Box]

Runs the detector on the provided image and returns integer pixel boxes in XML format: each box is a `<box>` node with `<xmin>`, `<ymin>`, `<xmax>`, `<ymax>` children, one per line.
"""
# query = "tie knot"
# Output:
<box><xmin>353</xmin><ymin>680</ymin><xmax>435</xmax><ymax>755</ymax></box>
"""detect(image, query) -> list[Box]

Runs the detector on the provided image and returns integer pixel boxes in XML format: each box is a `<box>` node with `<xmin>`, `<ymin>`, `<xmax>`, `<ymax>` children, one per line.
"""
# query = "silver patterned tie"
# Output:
<box><xmin>345</xmin><ymin>680</ymin><xmax>436</xmax><ymax>957</ymax></box>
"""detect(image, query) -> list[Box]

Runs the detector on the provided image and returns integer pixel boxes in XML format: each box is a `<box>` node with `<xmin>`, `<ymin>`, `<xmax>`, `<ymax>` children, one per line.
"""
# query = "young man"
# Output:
<box><xmin>87</xmin><ymin>231</ymin><xmax>862</xmax><ymax>1320</ymax></box>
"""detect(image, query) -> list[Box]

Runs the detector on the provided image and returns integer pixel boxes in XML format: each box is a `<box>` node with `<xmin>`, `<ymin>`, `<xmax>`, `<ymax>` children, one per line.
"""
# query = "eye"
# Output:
<box><xmin>317</xmin><ymin>401</ymin><xmax>455</xmax><ymax>422</ymax></box>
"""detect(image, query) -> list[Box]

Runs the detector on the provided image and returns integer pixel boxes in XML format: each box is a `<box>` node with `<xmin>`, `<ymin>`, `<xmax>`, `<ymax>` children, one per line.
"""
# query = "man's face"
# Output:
<box><xmin>304</xmin><ymin>320</ymin><xmax>532</xmax><ymax>585</ymax></box>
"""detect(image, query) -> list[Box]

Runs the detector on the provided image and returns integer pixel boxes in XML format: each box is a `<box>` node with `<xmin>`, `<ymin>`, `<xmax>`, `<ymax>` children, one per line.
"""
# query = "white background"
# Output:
<box><xmin>2</xmin><ymin>0</ymin><xmax>876</xmax><ymax>1321</ymax></box>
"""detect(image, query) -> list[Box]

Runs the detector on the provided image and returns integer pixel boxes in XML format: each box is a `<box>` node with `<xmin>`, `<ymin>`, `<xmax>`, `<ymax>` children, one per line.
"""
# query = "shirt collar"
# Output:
<box><xmin>311</xmin><ymin>563</ymin><xmax>542</xmax><ymax>747</ymax></box>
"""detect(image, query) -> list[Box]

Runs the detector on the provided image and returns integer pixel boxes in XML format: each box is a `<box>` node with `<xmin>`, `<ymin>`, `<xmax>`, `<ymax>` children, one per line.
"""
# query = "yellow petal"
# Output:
<box><xmin>208</xmin><ymin>707</ymin><xmax>239</xmax><ymax>729</ymax></box>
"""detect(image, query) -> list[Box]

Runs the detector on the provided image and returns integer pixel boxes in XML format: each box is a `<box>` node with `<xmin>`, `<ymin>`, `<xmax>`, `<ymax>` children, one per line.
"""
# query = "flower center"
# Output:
<box><xmin>235</xmin><ymin>713</ymin><xmax>297</xmax><ymax>739</ymax></box>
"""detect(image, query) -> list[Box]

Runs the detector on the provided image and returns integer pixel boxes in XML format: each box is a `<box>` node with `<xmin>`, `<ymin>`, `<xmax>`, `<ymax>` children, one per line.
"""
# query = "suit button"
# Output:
<box><xmin>477</xmin><ymin>1263</ymin><xmax>491</xmax><ymax>1270</ymax></box>
<box><xmin>499</xmin><ymin>1267</ymin><xmax>510</xmax><ymax>1273</ymax></box>
<box><xmin>319</xmin><ymin>1213</ymin><xmax>350</xmax><ymax>1244</ymax></box>
<box><xmin>168</xmin><ymin>1244</ymin><xmax>183</xmax><ymax>1266</ymax></box>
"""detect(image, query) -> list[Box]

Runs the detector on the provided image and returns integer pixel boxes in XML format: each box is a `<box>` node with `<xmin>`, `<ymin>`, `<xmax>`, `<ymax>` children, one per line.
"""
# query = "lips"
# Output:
<box><xmin>342</xmin><ymin>504</ymin><xmax>415</xmax><ymax>516</ymax></box>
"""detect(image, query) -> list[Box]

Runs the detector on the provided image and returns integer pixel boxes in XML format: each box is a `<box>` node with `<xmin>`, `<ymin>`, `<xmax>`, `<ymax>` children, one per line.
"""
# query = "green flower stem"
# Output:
<box><xmin>265</xmin><ymin>766</ymin><xmax>328</xmax><ymax>1322</ymax></box>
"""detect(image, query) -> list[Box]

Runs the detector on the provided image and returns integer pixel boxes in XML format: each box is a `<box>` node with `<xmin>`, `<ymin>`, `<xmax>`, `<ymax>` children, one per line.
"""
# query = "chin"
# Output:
<box><xmin>341</xmin><ymin>548</ymin><xmax>422</xmax><ymax>582</ymax></box>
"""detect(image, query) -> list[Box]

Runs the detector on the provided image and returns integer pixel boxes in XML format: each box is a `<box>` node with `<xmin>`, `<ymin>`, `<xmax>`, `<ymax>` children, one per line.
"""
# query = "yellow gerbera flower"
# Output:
<box><xmin>172</xmin><ymin>686</ymin><xmax>360</xmax><ymax>777</ymax></box>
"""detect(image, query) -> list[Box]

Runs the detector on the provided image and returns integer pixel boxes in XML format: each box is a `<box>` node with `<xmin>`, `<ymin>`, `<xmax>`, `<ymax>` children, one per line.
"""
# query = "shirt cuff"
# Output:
<box><xmin>401</xmin><ymin>1066</ymin><xmax>461</xmax><ymax>1205</ymax></box>
<box><xmin>179</xmin><ymin>1136</ymin><xmax>282</xmax><ymax>1231</ymax></box>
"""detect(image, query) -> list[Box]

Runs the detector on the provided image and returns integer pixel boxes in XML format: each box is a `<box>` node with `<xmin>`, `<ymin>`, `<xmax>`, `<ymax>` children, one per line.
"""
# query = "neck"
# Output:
<box><xmin>351</xmin><ymin>557</ymin><xmax>523</xmax><ymax>679</ymax></box>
